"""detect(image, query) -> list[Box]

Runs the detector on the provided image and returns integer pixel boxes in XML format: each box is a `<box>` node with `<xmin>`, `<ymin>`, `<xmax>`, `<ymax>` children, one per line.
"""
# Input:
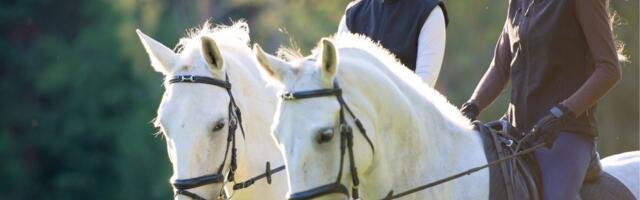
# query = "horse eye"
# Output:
<box><xmin>316</xmin><ymin>128</ymin><xmax>334</xmax><ymax>144</ymax></box>
<box><xmin>212</xmin><ymin>120</ymin><xmax>225</xmax><ymax>132</ymax></box>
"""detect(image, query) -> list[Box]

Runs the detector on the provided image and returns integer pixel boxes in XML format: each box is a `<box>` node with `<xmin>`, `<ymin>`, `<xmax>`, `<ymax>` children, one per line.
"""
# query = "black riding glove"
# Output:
<box><xmin>460</xmin><ymin>102</ymin><xmax>480</xmax><ymax>122</ymax></box>
<box><xmin>529</xmin><ymin>104</ymin><xmax>573</xmax><ymax>149</ymax></box>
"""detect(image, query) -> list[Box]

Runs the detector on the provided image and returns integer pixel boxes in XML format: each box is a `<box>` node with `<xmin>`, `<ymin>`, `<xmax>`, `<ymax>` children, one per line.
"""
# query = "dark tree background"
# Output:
<box><xmin>0</xmin><ymin>0</ymin><xmax>637</xmax><ymax>199</ymax></box>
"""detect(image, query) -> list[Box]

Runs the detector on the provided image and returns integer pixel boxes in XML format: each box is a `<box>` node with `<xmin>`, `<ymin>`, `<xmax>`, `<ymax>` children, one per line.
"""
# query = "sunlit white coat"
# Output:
<box><xmin>137</xmin><ymin>22</ymin><xmax>287</xmax><ymax>200</ymax></box>
<box><xmin>255</xmin><ymin>33</ymin><xmax>640</xmax><ymax>200</ymax></box>
<box><xmin>255</xmin><ymin>33</ymin><xmax>489</xmax><ymax>199</ymax></box>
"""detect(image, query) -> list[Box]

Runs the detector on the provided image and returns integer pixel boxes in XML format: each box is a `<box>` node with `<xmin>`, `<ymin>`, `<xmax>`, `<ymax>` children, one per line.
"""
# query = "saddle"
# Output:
<box><xmin>475</xmin><ymin>121</ymin><xmax>540</xmax><ymax>200</ymax></box>
<box><xmin>475</xmin><ymin>120</ymin><xmax>625</xmax><ymax>200</ymax></box>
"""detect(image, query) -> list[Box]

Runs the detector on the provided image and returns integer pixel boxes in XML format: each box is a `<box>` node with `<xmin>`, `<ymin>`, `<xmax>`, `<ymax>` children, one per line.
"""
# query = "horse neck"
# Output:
<box><xmin>223</xmin><ymin>47</ymin><xmax>283</xmax><ymax>179</ymax></box>
<box><xmin>339</xmin><ymin>48</ymin><xmax>486</xmax><ymax>197</ymax></box>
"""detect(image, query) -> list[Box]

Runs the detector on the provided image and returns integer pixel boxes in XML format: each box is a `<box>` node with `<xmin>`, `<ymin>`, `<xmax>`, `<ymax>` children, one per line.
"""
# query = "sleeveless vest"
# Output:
<box><xmin>345</xmin><ymin>0</ymin><xmax>448</xmax><ymax>71</ymax></box>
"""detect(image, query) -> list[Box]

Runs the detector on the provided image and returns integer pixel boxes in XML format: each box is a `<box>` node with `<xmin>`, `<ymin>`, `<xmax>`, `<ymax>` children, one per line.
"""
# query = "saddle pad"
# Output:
<box><xmin>580</xmin><ymin>171</ymin><xmax>636</xmax><ymax>200</ymax></box>
<box><xmin>476</xmin><ymin>122</ymin><xmax>538</xmax><ymax>200</ymax></box>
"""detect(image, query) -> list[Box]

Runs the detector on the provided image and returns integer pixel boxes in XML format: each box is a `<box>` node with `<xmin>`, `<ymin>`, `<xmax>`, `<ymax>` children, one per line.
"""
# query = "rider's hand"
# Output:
<box><xmin>529</xmin><ymin>104</ymin><xmax>573</xmax><ymax>149</ymax></box>
<box><xmin>460</xmin><ymin>102</ymin><xmax>480</xmax><ymax>122</ymax></box>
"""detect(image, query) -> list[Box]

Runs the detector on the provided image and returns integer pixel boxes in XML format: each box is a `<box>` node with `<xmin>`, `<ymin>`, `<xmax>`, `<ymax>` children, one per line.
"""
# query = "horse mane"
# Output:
<box><xmin>175</xmin><ymin>20</ymin><xmax>251</xmax><ymax>54</ymax></box>
<box><xmin>320</xmin><ymin>33</ymin><xmax>423</xmax><ymax>87</ymax></box>
<box><xmin>290</xmin><ymin>33</ymin><xmax>471</xmax><ymax>129</ymax></box>
<box><xmin>278</xmin><ymin>33</ymin><xmax>424</xmax><ymax>88</ymax></box>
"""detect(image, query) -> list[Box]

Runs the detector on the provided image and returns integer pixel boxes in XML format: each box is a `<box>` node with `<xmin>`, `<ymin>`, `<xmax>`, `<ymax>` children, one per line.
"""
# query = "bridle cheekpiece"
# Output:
<box><xmin>168</xmin><ymin>74</ymin><xmax>244</xmax><ymax>200</ymax></box>
<box><xmin>280</xmin><ymin>80</ymin><xmax>374</xmax><ymax>200</ymax></box>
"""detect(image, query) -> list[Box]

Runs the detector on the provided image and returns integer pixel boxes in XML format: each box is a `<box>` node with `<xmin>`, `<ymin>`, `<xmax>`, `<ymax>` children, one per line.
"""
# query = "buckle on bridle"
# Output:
<box><xmin>229</xmin><ymin>118</ymin><xmax>238</xmax><ymax>130</ymax></box>
<box><xmin>339</xmin><ymin>123</ymin><xmax>352</xmax><ymax>134</ymax></box>
<box><xmin>282</xmin><ymin>92</ymin><xmax>295</xmax><ymax>100</ymax></box>
<box><xmin>181</xmin><ymin>75</ymin><xmax>195</xmax><ymax>82</ymax></box>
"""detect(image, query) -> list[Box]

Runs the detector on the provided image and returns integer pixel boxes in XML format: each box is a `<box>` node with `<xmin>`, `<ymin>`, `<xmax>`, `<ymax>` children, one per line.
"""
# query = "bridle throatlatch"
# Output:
<box><xmin>281</xmin><ymin>80</ymin><xmax>374</xmax><ymax>200</ymax></box>
<box><xmin>167</xmin><ymin>74</ymin><xmax>287</xmax><ymax>200</ymax></box>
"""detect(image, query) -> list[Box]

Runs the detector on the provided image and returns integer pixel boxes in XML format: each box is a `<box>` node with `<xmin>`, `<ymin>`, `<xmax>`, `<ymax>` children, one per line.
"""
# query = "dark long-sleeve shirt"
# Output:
<box><xmin>468</xmin><ymin>0</ymin><xmax>620</xmax><ymax>135</ymax></box>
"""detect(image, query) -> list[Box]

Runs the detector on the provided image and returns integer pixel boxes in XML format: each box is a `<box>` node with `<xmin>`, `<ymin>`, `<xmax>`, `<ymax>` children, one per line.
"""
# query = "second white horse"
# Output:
<box><xmin>255</xmin><ymin>33</ymin><xmax>639</xmax><ymax>200</ymax></box>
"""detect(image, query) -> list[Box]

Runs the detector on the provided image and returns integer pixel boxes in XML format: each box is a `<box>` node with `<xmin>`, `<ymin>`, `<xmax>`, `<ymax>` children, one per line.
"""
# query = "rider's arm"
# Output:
<box><xmin>466</xmin><ymin>21</ymin><xmax>512</xmax><ymax>112</ymax></box>
<box><xmin>415</xmin><ymin>6</ymin><xmax>446</xmax><ymax>87</ymax></box>
<box><xmin>561</xmin><ymin>0</ymin><xmax>621</xmax><ymax>115</ymax></box>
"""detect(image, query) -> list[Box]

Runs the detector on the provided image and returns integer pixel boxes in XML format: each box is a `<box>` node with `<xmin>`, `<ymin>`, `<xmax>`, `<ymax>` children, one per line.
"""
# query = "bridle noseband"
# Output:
<box><xmin>168</xmin><ymin>74</ymin><xmax>245</xmax><ymax>200</ymax></box>
<box><xmin>281</xmin><ymin>80</ymin><xmax>374</xmax><ymax>200</ymax></box>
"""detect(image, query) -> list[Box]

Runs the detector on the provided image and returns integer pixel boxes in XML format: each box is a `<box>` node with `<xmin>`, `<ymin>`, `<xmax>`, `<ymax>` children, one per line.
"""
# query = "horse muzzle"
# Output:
<box><xmin>172</xmin><ymin>173</ymin><xmax>225</xmax><ymax>200</ymax></box>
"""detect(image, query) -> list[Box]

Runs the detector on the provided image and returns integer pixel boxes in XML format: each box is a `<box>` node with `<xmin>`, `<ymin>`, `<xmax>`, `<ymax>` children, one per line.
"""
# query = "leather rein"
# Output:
<box><xmin>168</xmin><ymin>75</ymin><xmax>543</xmax><ymax>200</ymax></box>
<box><xmin>167</xmin><ymin>74</ymin><xmax>285</xmax><ymax>200</ymax></box>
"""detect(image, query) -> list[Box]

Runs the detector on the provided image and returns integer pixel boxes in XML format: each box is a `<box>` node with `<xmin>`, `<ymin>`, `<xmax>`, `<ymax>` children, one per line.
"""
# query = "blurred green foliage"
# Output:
<box><xmin>0</xmin><ymin>0</ymin><xmax>637</xmax><ymax>199</ymax></box>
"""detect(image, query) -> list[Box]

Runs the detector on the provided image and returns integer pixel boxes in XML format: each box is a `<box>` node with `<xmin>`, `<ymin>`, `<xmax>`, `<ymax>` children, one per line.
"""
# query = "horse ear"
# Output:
<box><xmin>201</xmin><ymin>36</ymin><xmax>224</xmax><ymax>73</ymax></box>
<box><xmin>136</xmin><ymin>29</ymin><xmax>177</xmax><ymax>75</ymax></box>
<box><xmin>253</xmin><ymin>44</ymin><xmax>290</xmax><ymax>82</ymax></box>
<box><xmin>319</xmin><ymin>38</ymin><xmax>338</xmax><ymax>82</ymax></box>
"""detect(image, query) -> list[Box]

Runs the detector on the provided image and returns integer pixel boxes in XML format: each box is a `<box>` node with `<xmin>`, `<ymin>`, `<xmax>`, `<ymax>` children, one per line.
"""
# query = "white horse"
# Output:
<box><xmin>137</xmin><ymin>22</ymin><xmax>287</xmax><ymax>200</ymax></box>
<box><xmin>254</xmin><ymin>33</ymin><xmax>640</xmax><ymax>199</ymax></box>
<box><xmin>601</xmin><ymin>151</ymin><xmax>640</xmax><ymax>198</ymax></box>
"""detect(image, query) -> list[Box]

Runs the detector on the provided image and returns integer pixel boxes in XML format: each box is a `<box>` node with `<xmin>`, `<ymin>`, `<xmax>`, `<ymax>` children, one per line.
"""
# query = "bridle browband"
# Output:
<box><xmin>168</xmin><ymin>74</ymin><xmax>244</xmax><ymax>200</ymax></box>
<box><xmin>281</xmin><ymin>80</ymin><xmax>374</xmax><ymax>200</ymax></box>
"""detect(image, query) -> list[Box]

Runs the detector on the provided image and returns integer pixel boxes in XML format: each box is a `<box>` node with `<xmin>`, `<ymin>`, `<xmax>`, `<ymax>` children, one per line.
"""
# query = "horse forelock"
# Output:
<box><xmin>175</xmin><ymin>20</ymin><xmax>251</xmax><ymax>54</ymax></box>
<box><xmin>163</xmin><ymin>20</ymin><xmax>260</xmax><ymax>80</ymax></box>
<box><xmin>276</xmin><ymin>47</ymin><xmax>304</xmax><ymax>63</ymax></box>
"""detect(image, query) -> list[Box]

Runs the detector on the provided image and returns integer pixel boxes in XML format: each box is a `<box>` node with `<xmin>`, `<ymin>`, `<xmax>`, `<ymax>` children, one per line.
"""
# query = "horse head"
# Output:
<box><xmin>138</xmin><ymin>22</ymin><xmax>253</xmax><ymax>200</ymax></box>
<box><xmin>255</xmin><ymin>39</ymin><xmax>376</xmax><ymax>200</ymax></box>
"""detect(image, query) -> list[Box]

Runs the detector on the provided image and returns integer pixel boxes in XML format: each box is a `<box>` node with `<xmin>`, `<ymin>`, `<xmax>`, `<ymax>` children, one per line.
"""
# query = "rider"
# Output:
<box><xmin>460</xmin><ymin>0</ymin><xmax>623</xmax><ymax>199</ymax></box>
<box><xmin>337</xmin><ymin>0</ymin><xmax>449</xmax><ymax>87</ymax></box>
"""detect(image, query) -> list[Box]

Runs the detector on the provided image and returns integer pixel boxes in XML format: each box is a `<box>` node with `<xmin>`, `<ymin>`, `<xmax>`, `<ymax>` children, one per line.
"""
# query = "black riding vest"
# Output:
<box><xmin>345</xmin><ymin>0</ymin><xmax>448</xmax><ymax>71</ymax></box>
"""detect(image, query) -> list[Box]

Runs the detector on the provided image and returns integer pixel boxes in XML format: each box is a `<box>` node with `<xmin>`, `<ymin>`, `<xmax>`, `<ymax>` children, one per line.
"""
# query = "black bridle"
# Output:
<box><xmin>167</xmin><ymin>74</ymin><xmax>288</xmax><ymax>200</ymax></box>
<box><xmin>281</xmin><ymin>80</ymin><xmax>374</xmax><ymax>200</ymax></box>
<box><xmin>279</xmin><ymin>79</ymin><xmax>547</xmax><ymax>200</ymax></box>
<box><xmin>167</xmin><ymin>74</ymin><xmax>543</xmax><ymax>200</ymax></box>
<box><xmin>168</xmin><ymin>74</ymin><xmax>244</xmax><ymax>200</ymax></box>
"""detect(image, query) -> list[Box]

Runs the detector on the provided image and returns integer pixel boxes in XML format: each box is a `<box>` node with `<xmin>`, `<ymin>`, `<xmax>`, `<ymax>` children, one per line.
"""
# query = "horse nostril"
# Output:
<box><xmin>316</xmin><ymin>128</ymin><xmax>334</xmax><ymax>144</ymax></box>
